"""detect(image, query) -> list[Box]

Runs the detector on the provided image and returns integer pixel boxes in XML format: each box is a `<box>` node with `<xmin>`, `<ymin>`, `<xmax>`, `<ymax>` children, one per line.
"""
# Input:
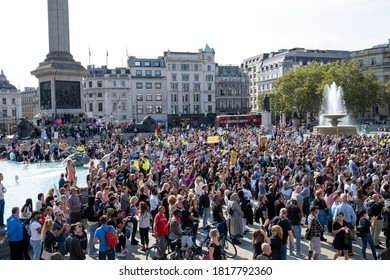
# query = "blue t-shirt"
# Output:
<box><xmin>94</xmin><ymin>224</ymin><xmax>117</xmax><ymax>252</ymax></box>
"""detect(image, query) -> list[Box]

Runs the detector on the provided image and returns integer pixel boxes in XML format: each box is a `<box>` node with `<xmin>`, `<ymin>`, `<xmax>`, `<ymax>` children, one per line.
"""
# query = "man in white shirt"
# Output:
<box><xmin>30</xmin><ymin>211</ymin><xmax>42</xmax><ymax>260</ymax></box>
<box><xmin>344</xmin><ymin>177</ymin><xmax>357</xmax><ymax>201</ymax></box>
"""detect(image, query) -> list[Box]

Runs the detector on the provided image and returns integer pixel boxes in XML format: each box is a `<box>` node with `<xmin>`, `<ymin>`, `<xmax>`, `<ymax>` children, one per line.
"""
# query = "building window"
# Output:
<box><xmin>155</xmin><ymin>83</ymin><xmax>162</xmax><ymax>89</ymax></box>
<box><xmin>135</xmin><ymin>61</ymin><xmax>141</xmax><ymax>66</ymax></box>
<box><xmin>136</xmin><ymin>70</ymin><xmax>142</xmax><ymax>76</ymax></box>
<box><xmin>182</xmin><ymin>83</ymin><xmax>190</xmax><ymax>92</ymax></box>
<box><xmin>172</xmin><ymin>74</ymin><xmax>177</xmax><ymax>81</ymax></box>
<box><xmin>146</xmin><ymin>94</ymin><xmax>152</xmax><ymax>101</ymax></box>
<box><xmin>181</xmin><ymin>64</ymin><xmax>190</xmax><ymax>71</ymax></box>
<box><xmin>194</xmin><ymin>64</ymin><xmax>199</xmax><ymax>71</ymax></box>
<box><xmin>113</xmin><ymin>81</ymin><xmax>117</xmax><ymax>87</ymax></box>
<box><xmin>12</xmin><ymin>98</ymin><xmax>15</xmax><ymax>105</ymax></box>
<box><xmin>182</xmin><ymin>74</ymin><xmax>189</xmax><ymax>81</ymax></box>
<box><xmin>172</xmin><ymin>64</ymin><xmax>176</xmax><ymax>71</ymax></box>
<box><xmin>97</xmin><ymin>81</ymin><xmax>102</xmax><ymax>87</ymax></box>
<box><xmin>98</xmin><ymin>92</ymin><xmax>103</xmax><ymax>98</ymax></box>
<box><xmin>171</xmin><ymin>105</ymin><xmax>177</xmax><ymax>114</ymax></box>
<box><xmin>206</xmin><ymin>75</ymin><xmax>213</xmax><ymax>81</ymax></box>
<box><xmin>358</xmin><ymin>60</ymin><xmax>364</xmax><ymax>67</ymax></box>
<box><xmin>194</xmin><ymin>74</ymin><xmax>199</xmax><ymax>81</ymax></box>
<box><xmin>208</xmin><ymin>95</ymin><xmax>212</xmax><ymax>102</ymax></box>
<box><xmin>194</xmin><ymin>105</ymin><xmax>200</xmax><ymax>114</ymax></box>
<box><xmin>155</xmin><ymin>94</ymin><xmax>162</xmax><ymax>101</ymax></box>
<box><xmin>137</xmin><ymin>94</ymin><xmax>143</xmax><ymax>101</ymax></box>
<box><xmin>171</xmin><ymin>94</ymin><xmax>178</xmax><ymax>102</ymax></box>
<box><xmin>208</xmin><ymin>83</ymin><xmax>212</xmax><ymax>90</ymax></box>
<box><xmin>371</xmin><ymin>58</ymin><xmax>377</xmax><ymax>66</ymax></box>
<box><xmin>145</xmin><ymin>70</ymin><xmax>152</xmax><ymax>76</ymax></box>
<box><xmin>193</xmin><ymin>83</ymin><xmax>200</xmax><ymax>91</ymax></box>
<box><xmin>146</xmin><ymin>83</ymin><xmax>152</xmax><ymax>89</ymax></box>
<box><xmin>208</xmin><ymin>105</ymin><xmax>212</xmax><ymax>113</ymax></box>
<box><xmin>207</xmin><ymin>65</ymin><xmax>211</xmax><ymax>71</ymax></box>
<box><xmin>156</xmin><ymin>106</ymin><xmax>162</xmax><ymax>113</ymax></box>
<box><xmin>171</xmin><ymin>83</ymin><xmax>178</xmax><ymax>91</ymax></box>
<box><xmin>155</xmin><ymin>70</ymin><xmax>161</xmax><ymax>76</ymax></box>
<box><xmin>89</xmin><ymin>103</ymin><xmax>93</xmax><ymax>112</ymax></box>
<box><xmin>88</xmin><ymin>81</ymin><xmax>92</xmax><ymax>88</ymax></box>
<box><xmin>136</xmin><ymin>82</ymin><xmax>142</xmax><ymax>89</ymax></box>
<box><xmin>144</xmin><ymin>61</ymin><xmax>151</xmax><ymax>67</ymax></box>
<box><xmin>153</xmin><ymin>61</ymin><xmax>160</xmax><ymax>67</ymax></box>
<box><xmin>193</xmin><ymin>94</ymin><xmax>200</xmax><ymax>102</ymax></box>
<box><xmin>146</xmin><ymin>106</ymin><xmax>153</xmax><ymax>113</ymax></box>
<box><xmin>137</xmin><ymin>105</ymin><xmax>143</xmax><ymax>114</ymax></box>
<box><xmin>121</xmin><ymin>81</ymin><xmax>125</xmax><ymax>87</ymax></box>
<box><xmin>89</xmin><ymin>93</ymin><xmax>93</xmax><ymax>98</ymax></box>
<box><xmin>2</xmin><ymin>109</ymin><xmax>7</xmax><ymax>117</ymax></box>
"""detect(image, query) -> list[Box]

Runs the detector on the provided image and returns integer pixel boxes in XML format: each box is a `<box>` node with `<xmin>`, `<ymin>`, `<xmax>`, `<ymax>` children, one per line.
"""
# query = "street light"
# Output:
<box><xmin>204</xmin><ymin>110</ymin><xmax>208</xmax><ymax>126</ymax></box>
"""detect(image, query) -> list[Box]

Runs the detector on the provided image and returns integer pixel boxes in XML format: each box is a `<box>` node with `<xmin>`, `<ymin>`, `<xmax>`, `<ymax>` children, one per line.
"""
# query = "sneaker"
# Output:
<box><xmin>375</xmin><ymin>245</ymin><xmax>384</xmax><ymax>250</ymax></box>
<box><xmin>289</xmin><ymin>251</ymin><xmax>296</xmax><ymax>256</ymax></box>
<box><xmin>117</xmin><ymin>252</ymin><xmax>126</xmax><ymax>257</ymax></box>
<box><xmin>131</xmin><ymin>240</ymin><xmax>139</xmax><ymax>245</ymax></box>
<box><xmin>232</xmin><ymin>239</ymin><xmax>241</xmax><ymax>245</ymax></box>
<box><xmin>297</xmin><ymin>252</ymin><xmax>306</xmax><ymax>258</ymax></box>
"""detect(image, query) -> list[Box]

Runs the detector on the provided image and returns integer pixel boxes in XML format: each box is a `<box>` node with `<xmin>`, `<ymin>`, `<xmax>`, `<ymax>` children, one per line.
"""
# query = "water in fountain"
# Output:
<box><xmin>319</xmin><ymin>82</ymin><xmax>350</xmax><ymax>126</ymax></box>
<box><xmin>0</xmin><ymin>161</ymin><xmax>89</xmax><ymax>218</ymax></box>
<box><xmin>314</xmin><ymin>82</ymin><xmax>357</xmax><ymax>135</ymax></box>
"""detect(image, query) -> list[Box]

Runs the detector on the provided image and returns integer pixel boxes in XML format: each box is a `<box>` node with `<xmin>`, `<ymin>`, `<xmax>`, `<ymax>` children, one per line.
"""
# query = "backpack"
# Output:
<box><xmin>268</xmin><ymin>216</ymin><xmax>283</xmax><ymax>236</ymax></box>
<box><xmin>355</xmin><ymin>224</ymin><xmax>366</xmax><ymax>238</ymax></box>
<box><xmin>103</xmin><ymin>226</ymin><xmax>117</xmax><ymax>249</ymax></box>
<box><xmin>163</xmin><ymin>219</ymin><xmax>172</xmax><ymax>237</ymax></box>
<box><xmin>228</xmin><ymin>206</ymin><xmax>235</xmax><ymax>216</ymax></box>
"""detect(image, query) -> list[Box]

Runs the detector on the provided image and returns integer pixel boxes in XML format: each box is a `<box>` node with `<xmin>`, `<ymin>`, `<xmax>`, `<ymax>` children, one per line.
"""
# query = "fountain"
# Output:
<box><xmin>313</xmin><ymin>82</ymin><xmax>358</xmax><ymax>136</ymax></box>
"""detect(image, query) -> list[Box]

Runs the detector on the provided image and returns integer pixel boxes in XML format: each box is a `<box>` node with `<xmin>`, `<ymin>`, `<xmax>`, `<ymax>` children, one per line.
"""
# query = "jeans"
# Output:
<box><xmin>0</xmin><ymin>199</ymin><xmax>4</xmax><ymax>225</ymax></box>
<box><xmin>203</xmin><ymin>207</ymin><xmax>210</xmax><ymax>227</ymax></box>
<box><xmin>30</xmin><ymin>239</ymin><xmax>42</xmax><ymax>260</ymax></box>
<box><xmin>88</xmin><ymin>222</ymin><xmax>99</xmax><ymax>254</ymax></box>
<box><xmin>361</xmin><ymin>233</ymin><xmax>377</xmax><ymax>260</ymax></box>
<box><xmin>57</xmin><ymin>241</ymin><xmax>67</xmax><ymax>256</ymax></box>
<box><xmin>99</xmin><ymin>248</ymin><xmax>115</xmax><ymax>260</ymax></box>
<box><xmin>289</xmin><ymin>225</ymin><xmax>301</xmax><ymax>254</ymax></box>
<box><xmin>280</xmin><ymin>243</ymin><xmax>287</xmax><ymax>260</ymax></box>
<box><xmin>371</xmin><ymin>219</ymin><xmax>383</xmax><ymax>246</ymax></box>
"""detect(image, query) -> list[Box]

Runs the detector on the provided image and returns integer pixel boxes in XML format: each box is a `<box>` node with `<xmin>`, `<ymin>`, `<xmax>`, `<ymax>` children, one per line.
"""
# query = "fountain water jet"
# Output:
<box><xmin>314</xmin><ymin>82</ymin><xmax>357</xmax><ymax>136</ymax></box>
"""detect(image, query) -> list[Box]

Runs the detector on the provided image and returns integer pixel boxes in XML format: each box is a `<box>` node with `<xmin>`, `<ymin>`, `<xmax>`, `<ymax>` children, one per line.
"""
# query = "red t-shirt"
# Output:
<box><xmin>154</xmin><ymin>213</ymin><xmax>168</xmax><ymax>238</ymax></box>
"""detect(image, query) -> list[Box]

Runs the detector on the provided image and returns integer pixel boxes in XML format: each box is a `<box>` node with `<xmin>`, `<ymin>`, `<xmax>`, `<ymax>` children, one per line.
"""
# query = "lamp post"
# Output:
<box><xmin>204</xmin><ymin>110</ymin><xmax>208</xmax><ymax>126</ymax></box>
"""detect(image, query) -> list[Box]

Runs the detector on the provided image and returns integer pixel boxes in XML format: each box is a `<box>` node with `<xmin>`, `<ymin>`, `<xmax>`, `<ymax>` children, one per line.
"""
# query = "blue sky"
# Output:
<box><xmin>0</xmin><ymin>0</ymin><xmax>389</xmax><ymax>89</ymax></box>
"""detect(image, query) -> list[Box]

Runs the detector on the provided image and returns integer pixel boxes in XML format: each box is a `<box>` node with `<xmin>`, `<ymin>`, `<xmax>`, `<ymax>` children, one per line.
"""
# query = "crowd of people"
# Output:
<box><xmin>1</xmin><ymin>123</ymin><xmax>390</xmax><ymax>260</ymax></box>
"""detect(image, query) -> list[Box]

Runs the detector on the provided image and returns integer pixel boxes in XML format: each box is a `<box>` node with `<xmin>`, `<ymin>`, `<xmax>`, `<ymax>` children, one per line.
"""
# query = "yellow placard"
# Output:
<box><xmin>207</xmin><ymin>136</ymin><xmax>219</xmax><ymax>144</ymax></box>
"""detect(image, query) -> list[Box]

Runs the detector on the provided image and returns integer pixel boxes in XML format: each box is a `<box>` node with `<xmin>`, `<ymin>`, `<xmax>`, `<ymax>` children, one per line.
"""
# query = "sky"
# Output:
<box><xmin>0</xmin><ymin>0</ymin><xmax>389</xmax><ymax>90</ymax></box>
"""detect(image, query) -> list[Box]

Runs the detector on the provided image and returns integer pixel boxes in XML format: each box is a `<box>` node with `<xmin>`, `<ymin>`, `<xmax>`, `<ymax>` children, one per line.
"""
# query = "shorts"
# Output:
<box><xmin>309</xmin><ymin>236</ymin><xmax>321</xmax><ymax>254</ymax></box>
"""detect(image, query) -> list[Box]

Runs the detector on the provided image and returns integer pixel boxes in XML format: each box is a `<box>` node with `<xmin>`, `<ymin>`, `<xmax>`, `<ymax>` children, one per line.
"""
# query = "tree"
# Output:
<box><xmin>269</xmin><ymin>60</ymin><xmax>386</xmax><ymax>122</ymax></box>
<box><xmin>269</xmin><ymin>62</ymin><xmax>326</xmax><ymax>123</ymax></box>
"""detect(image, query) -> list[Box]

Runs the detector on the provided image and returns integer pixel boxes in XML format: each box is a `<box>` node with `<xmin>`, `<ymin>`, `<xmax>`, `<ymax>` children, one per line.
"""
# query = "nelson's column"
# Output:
<box><xmin>31</xmin><ymin>0</ymin><xmax>87</xmax><ymax>114</ymax></box>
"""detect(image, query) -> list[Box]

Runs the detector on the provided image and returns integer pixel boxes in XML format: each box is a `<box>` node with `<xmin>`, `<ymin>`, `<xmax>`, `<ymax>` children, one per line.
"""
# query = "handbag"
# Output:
<box><xmin>41</xmin><ymin>249</ymin><xmax>53</xmax><ymax>260</ymax></box>
<box><xmin>304</xmin><ymin>227</ymin><xmax>312</xmax><ymax>241</ymax></box>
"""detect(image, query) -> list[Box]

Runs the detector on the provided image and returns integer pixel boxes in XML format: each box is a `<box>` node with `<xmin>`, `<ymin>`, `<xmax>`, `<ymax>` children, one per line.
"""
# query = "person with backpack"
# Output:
<box><xmin>268</xmin><ymin>208</ymin><xmax>295</xmax><ymax>260</ymax></box>
<box><xmin>93</xmin><ymin>215</ymin><xmax>117</xmax><ymax>260</ymax></box>
<box><xmin>358</xmin><ymin>209</ymin><xmax>378</xmax><ymax>260</ymax></box>
<box><xmin>153</xmin><ymin>206</ymin><xmax>168</xmax><ymax>256</ymax></box>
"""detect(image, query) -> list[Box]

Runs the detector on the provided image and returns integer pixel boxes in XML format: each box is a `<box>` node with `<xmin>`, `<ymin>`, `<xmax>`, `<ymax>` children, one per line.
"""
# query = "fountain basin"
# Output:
<box><xmin>313</xmin><ymin>125</ymin><xmax>358</xmax><ymax>136</ymax></box>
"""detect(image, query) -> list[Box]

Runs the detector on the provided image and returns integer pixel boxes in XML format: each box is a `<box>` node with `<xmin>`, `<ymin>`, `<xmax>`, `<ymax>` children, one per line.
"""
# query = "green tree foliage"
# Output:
<box><xmin>269</xmin><ymin>60</ymin><xmax>386</xmax><ymax>120</ymax></box>
<box><xmin>270</xmin><ymin>62</ymin><xmax>326</xmax><ymax>121</ymax></box>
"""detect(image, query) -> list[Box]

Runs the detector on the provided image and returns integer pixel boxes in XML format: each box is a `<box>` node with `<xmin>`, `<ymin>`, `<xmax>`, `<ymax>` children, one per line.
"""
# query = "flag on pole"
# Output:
<box><xmin>155</xmin><ymin>128</ymin><xmax>163</xmax><ymax>142</ymax></box>
<box><xmin>106</xmin><ymin>50</ymin><xmax>109</xmax><ymax>56</ymax></box>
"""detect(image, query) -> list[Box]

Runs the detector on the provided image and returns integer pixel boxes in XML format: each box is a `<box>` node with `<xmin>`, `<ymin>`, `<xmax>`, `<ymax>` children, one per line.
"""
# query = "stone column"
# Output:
<box><xmin>48</xmin><ymin>0</ymin><xmax>70</xmax><ymax>54</ymax></box>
